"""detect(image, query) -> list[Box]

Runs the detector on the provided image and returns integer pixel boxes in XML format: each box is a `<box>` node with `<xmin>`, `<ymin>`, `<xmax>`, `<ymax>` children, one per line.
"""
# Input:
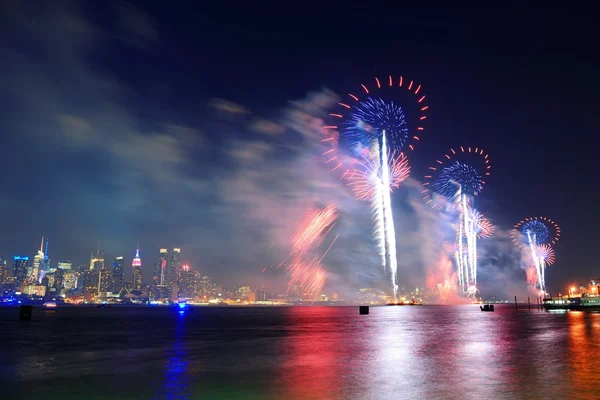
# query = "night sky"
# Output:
<box><xmin>1</xmin><ymin>2</ymin><xmax>598</xmax><ymax>295</ymax></box>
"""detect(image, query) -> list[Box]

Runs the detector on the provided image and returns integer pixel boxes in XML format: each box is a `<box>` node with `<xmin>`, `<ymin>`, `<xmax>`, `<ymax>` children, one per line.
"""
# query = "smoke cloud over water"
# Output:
<box><xmin>218</xmin><ymin>89</ymin><xmax>531</xmax><ymax>301</ymax></box>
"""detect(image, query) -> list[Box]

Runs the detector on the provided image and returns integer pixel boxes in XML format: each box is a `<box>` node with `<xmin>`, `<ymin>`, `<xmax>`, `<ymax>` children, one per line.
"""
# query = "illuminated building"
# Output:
<box><xmin>168</xmin><ymin>248</ymin><xmax>180</xmax><ymax>300</ymax></box>
<box><xmin>199</xmin><ymin>276</ymin><xmax>212</xmax><ymax>299</ymax></box>
<box><xmin>154</xmin><ymin>248</ymin><xmax>168</xmax><ymax>286</ymax></box>
<box><xmin>44</xmin><ymin>273</ymin><xmax>54</xmax><ymax>288</ymax></box>
<box><xmin>58</xmin><ymin>261</ymin><xmax>72</xmax><ymax>270</ymax></box>
<box><xmin>63</xmin><ymin>271</ymin><xmax>76</xmax><ymax>289</ymax></box>
<box><xmin>191</xmin><ymin>271</ymin><xmax>202</xmax><ymax>298</ymax></box>
<box><xmin>112</xmin><ymin>256</ymin><xmax>124</xmax><ymax>292</ymax></box>
<box><xmin>22</xmin><ymin>285</ymin><xmax>46</xmax><ymax>296</ymax></box>
<box><xmin>83</xmin><ymin>269</ymin><xmax>99</xmax><ymax>300</ymax></box>
<box><xmin>90</xmin><ymin>248</ymin><xmax>105</xmax><ymax>271</ymax></box>
<box><xmin>54</xmin><ymin>268</ymin><xmax>64</xmax><ymax>289</ymax></box>
<box><xmin>75</xmin><ymin>265</ymin><xmax>87</xmax><ymax>291</ymax></box>
<box><xmin>132</xmin><ymin>242</ymin><xmax>143</xmax><ymax>290</ymax></box>
<box><xmin>239</xmin><ymin>285</ymin><xmax>251</xmax><ymax>300</ymax></box>
<box><xmin>31</xmin><ymin>236</ymin><xmax>49</xmax><ymax>284</ymax></box>
<box><xmin>178</xmin><ymin>265</ymin><xmax>194</xmax><ymax>299</ymax></box>
<box><xmin>98</xmin><ymin>267</ymin><xmax>112</xmax><ymax>297</ymax></box>
<box><xmin>0</xmin><ymin>259</ymin><xmax>7</xmax><ymax>284</ymax></box>
<box><xmin>14</xmin><ymin>256</ymin><xmax>29</xmax><ymax>287</ymax></box>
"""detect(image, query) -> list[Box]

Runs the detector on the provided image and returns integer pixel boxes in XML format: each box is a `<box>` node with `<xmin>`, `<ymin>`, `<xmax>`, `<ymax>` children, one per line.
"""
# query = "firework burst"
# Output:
<box><xmin>424</xmin><ymin>146</ymin><xmax>492</xmax><ymax>298</ymax></box>
<box><xmin>286</xmin><ymin>205</ymin><xmax>338</xmax><ymax>301</ymax></box>
<box><xmin>320</xmin><ymin>75</ymin><xmax>426</xmax><ymax>300</ymax></box>
<box><xmin>344</xmin><ymin>147</ymin><xmax>410</xmax><ymax>201</ymax></box>
<box><xmin>511</xmin><ymin>217</ymin><xmax>560</xmax><ymax>294</ymax></box>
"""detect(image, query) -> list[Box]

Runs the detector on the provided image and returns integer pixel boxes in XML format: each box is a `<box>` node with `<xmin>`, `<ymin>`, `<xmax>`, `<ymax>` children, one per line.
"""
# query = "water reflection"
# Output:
<box><xmin>276</xmin><ymin>307</ymin><xmax>347</xmax><ymax>399</ymax></box>
<box><xmin>160</xmin><ymin>311</ymin><xmax>190</xmax><ymax>400</ymax></box>
<box><xmin>567</xmin><ymin>312</ymin><xmax>600</xmax><ymax>393</ymax></box>
<box><xmin>4</xmin><ymin>306</ymin><xmax>600</xmax><ymax>399</ymax></box>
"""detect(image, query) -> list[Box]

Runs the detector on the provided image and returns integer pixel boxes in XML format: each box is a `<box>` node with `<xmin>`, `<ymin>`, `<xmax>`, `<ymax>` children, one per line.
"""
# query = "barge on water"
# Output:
<box><xmin>543</xmin><ymin>294</ymin><xmax>600</xmax><ymax>311</ymax></box>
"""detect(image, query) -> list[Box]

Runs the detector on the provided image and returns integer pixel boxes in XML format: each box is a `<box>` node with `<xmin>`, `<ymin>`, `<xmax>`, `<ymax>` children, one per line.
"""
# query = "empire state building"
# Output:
<box><xmin>132</xmin><ymin>242</ymin><xmax>143</xmax><ymax>290</ymax></box>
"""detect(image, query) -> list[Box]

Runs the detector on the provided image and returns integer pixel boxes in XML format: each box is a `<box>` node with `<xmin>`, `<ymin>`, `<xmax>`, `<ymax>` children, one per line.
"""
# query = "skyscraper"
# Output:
<box><xmin>54</xmin><ymin>267</ymin><xmax>64</xmax><ymax>290</ymax></box>
<box><xmin>178</xmin><ymin>264</ymin><xmax>193</xmax><ymax>299</ymax></box>
<box><xmin>0</xmin><ymin>259</ymin><xmax>7</xmax><ymax>284</ymax></box>
<box><xmin>14</xmin><ymin>256</ymin><xmax>29</xmax><ymax>287</ymax></box>
<box><xmin>132</xmin><ymin>243</ymin><xmax>143</xmax><ymax>290</ymax></box>
<box><xmin>63</xmin><ymin>270</ymin><xmax>76</xmax><ymax>290</ymax></box>
<box><xmin>90</xmin><ymin>248</ymin><xmax>105</xmax><ymax>271</ymax></box>
<box><xmin>31</xmin><ymin>236</ymin><xmax>49</xmax><ymax>283</ymax></box>
<box><xmin>112</xmin><ymin>256</ymin><xmax>124</xmax><ymax>292</ymax></box>
<box><xmin>168</xmin><ymin>248</ymin><xmax>180</xmax><ymax>299</ymax></box>
<box><xmin>98</xmin><ymin>267</ymin><xmax>112</xmax><ymax>297</ymax></box>
<box><xmin>154</xmin><ymin>248</ymin><xmax>168</xmax><ymax>286</ymax></box>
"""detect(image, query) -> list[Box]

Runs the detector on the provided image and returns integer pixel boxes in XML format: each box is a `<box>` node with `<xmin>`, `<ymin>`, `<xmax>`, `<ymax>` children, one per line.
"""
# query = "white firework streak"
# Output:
<box><xmin>526</xmin><ymin>231</ymin><xmax>546</xmax><ymax>293</ymax></box>
<box><xmin>370</xmin><ymin>132</ymin><xmax>399</xmax><ymax>299</ymax></box>
<box><xmin>454</xmin><ymin>193</ymin><xmax>480</xmax><ymax>296</ymax></box>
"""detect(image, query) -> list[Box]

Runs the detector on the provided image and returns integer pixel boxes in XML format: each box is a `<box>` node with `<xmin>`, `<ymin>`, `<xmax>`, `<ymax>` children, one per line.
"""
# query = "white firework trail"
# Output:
<box><xmin>454</xmin><ymin>193</ymin><xmax>481</xmax><ymax>297</ymax></box>
<box><xmin>526</xmin><ymin>231</ymin><xmax>546</xmax><ymax>294</ymax></box>
<box><xmin>371</xmin><ymin>132</ymin><xmax>399</xmax><ymax>299</ymax></box>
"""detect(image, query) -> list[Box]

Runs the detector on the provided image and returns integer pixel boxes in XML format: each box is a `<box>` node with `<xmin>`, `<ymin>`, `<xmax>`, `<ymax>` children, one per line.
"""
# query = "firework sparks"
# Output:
<box><xmin>286</xmin><ymin>205</ymin><xmax>338</xmax><ymax>301</ymax></box>
<box><xmin>511</xmin><ymin>217</ymin><xmax>560</xmax><ymax>294</ymax></box>
<box><xmin>426</xmin><ymin>244</ymin><xmax>458</xmax><ymax>304</ymax></box>
<box><xmin>425</xmin><ymin>146</ymin><xmax>492</xmax><ymax>298</ymax></box>
<box><xmin>345</xmin><ymin>147</ymin><xmax>410</xmax><ymax>201</ymax></box>
<box><xmin>343</xmin><ymin>97</ymin><xmax>409</xmax><ymax>153</ymax></box>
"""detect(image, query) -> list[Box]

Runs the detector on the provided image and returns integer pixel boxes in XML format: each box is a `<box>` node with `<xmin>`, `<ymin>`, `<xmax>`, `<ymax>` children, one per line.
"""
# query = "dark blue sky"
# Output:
<box><xmin>1</xmin><ymin>2</ymin><xmax>598</xmax><ymax>294</ymax></box>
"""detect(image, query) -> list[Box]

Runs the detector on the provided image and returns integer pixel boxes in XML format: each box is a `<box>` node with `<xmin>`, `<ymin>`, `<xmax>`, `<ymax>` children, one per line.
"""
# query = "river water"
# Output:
<box><xmin>0</xmin><ymin>305</ymin><xmax>598</xmax><ymax>399</ymax></box>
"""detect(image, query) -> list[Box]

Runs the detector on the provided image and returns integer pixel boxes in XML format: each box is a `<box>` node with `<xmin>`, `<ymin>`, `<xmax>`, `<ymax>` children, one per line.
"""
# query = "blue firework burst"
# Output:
<box><xmin>431</xmin><ymin>161</ymin><xmax>484</xmax><ymax>198</ymax></box>
<box><xmin>341</xmin><ymin>97</ymin><xmax>408</xmax><ymax>154</ymax></box>
<box><xmin>520</xmin><ymin>220</ymin><xmax>550</xmax><ymax>245</ymax></box>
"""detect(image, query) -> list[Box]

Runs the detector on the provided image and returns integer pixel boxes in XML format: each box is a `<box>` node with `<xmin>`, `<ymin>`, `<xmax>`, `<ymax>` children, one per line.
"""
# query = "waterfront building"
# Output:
<box><xmin>22</xmin><ymin>285</ymin><xmax>46</xmax><ymax>296</ymax></box>
<box><xmin>239</xmin><ymin>285</ymin><xmax>251</xmax><ymax>300</ymax></box>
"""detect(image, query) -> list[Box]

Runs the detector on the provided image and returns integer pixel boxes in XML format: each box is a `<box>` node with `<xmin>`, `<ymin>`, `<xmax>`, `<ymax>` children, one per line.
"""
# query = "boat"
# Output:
<box><xmin>43</xmin><ymin>302</ymin><xmax>57</xmax><ymax>309</ymax></box>
<box><xmin>480</xmin><ymin>304</ymin><xmax>494</xmax><ymax>312</ymax></box>
<box><xmin>543</xmin><ymin>293</ymin><xmax>600</xmax><ymax>311</ymax></box>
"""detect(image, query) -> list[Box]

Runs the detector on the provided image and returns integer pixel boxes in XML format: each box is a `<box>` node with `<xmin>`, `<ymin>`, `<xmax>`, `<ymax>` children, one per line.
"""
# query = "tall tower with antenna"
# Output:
<box><xmin>132</xmin><ymin>242</ymin><xmax>143</xmax><ymax>290</ymax></box>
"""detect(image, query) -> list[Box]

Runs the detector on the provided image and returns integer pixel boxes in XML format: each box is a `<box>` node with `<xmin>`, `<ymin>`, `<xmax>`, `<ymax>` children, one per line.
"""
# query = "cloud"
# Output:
<box><xmin>208</xmin><ymin>98</ymin><xmax>250</xmax><ymax>117</ymax></box>
<box><xmin>118</xmin><ymin>2</ymin><xmax>158</xmax><ymax>47</ymax></box>
<box><xmin>249</xmin><ymin>118</ymin><xmax>285</xmax><ymax>135</ymax></box>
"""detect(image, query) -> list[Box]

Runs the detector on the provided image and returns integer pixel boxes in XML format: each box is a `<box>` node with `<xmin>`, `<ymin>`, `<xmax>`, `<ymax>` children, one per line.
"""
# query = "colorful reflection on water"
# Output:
<box><xmin>2</xmin><ymin>306</ymin><xmax>600</xmax><ymax>399</ymax></box>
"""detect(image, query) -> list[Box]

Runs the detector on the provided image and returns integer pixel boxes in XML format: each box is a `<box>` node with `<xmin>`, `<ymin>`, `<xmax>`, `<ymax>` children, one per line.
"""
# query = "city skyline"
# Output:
<box><xmin>2</xmin><ymin>239</ymin><xmax>197</xmax><ymax>287</ymax></box>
